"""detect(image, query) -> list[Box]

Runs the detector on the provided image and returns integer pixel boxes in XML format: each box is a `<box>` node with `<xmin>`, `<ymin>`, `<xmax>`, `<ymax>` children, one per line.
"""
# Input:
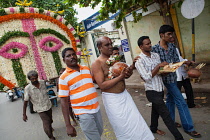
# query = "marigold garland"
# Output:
<box><xmin>0</xmin><ymin>75</ymin><xmax>15</xmax><ymax>90</ymax></box>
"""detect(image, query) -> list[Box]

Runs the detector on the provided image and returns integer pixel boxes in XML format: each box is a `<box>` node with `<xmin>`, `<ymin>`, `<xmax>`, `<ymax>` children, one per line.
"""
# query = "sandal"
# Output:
<box><xmin>175</xmin><ymin>122</ymin><xmax>182</xmax><ymax>128</ymax></box>
<box><xmin>185</xmin><ymin>131</ymin><xmax>201</xmax><ymax>138</ymax></box>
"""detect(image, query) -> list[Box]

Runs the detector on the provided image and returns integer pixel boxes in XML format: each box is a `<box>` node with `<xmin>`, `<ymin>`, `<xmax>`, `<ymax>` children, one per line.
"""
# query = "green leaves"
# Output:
<box><xmin>133</xmin><ymin>12</ymin><xmax>142</xmax><ymax>23</ymax></box>
<box><xmin>33</xmin><ymin>28</ymin><xmax>70</xmax><ymax>44</ymax></box>
<box><xmin>0</xmin><ymin>83</ymin><xmax>5</xmax><ymax>90</ymax></box>
<box><xmin>66</xmin><ymin>0</ymin><xmax>149</xmax><ymax>28</ymax></box>
<box><xmin>0</xmin><ymin>31</ymin><xmax>30</xmax><ymax>46</ymax></box>
<box><xmin>177</xmin><ymin>1</ymin><xmax>183</xmax><ymax>8</ymax></box>
<box><xmin>11</xmin><ymin>59</ymin><xmax>27</xmax><ymax>88</ymax></box>
<box><xmin>19</xmin><ymin>7</ymin><xmax>25</xmax><ymax>13</ymax></box>
<box><xmin>0</xmin><ymin>9</ymin><xmax>7</xmax><ymax>16</ymax></box>
<box><xmin>51</xmin><ymin>51</ymin><xmax>62</xmax><ymax>75</ymax></box>
<box><xmin>63</xmin><ymin>0</ymin><xmax>180</xmax><ymax>29</ymax></box>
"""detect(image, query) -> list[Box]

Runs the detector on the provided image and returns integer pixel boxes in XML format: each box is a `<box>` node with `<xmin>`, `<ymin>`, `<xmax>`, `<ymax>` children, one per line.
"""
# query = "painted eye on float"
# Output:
<box><xmin>0</xmin><ymin>42</ymin><xmax>28</xmax><ymax>59</ymax></box>
<box><xmin>39</xmin><ymin>36</ymin><xmax>63</xmax><ymax>52</ymax></box>
<box><xmin>0</xmin><ymin>31</ymin><xmax>29</xmax><ymax>59</ymax></box>
<box><xmin>33</xmin><ymin>28</ymin><xmax>70</xmax><ymax>52</ymax></box>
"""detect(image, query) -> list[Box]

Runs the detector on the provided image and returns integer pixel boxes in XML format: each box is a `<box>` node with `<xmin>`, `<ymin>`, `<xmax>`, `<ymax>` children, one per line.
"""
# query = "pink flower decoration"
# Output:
<box><xmin>39</xmin><ymin>36</ymin><xmax>63</xmax><ymax>52</ymax></box>
<box><xmin>76</xmin><ymin>51</ymin><xmax>81</xmax><ymax>55</ymax></box>
<box><xmin>0</xmin><ymin>42</ymin><xmax>28</xmax><ymax>59</ymax></box>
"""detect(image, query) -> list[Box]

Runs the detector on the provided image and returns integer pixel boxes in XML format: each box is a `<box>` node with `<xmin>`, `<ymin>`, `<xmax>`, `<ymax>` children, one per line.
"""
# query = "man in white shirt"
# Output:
<box><xmin>135</xmin><ymin>36</ymin><xmax>184</xmax><ymax>140</ymax></box>
<box><xmin>170</xmin><ymin>37</ymin><xmax>197</xmax><ymax>108</ymax></box>
<box><xmin>23</xmin><ymin>70</ymin><xmax>55</xmax><ymax>140</ymax></box>
<box><xmin>176</xmin><ymin>48</ymin><xmax>197</xmax><ymax>108</ymax></box>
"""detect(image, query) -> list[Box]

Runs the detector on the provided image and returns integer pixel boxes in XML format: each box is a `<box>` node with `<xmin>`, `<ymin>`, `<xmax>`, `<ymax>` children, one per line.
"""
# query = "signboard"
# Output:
<box><xmin>181</xmin><ymin>0</ymin><xmax>205</xmax><ymax>19</ymax></box>
<box><xmin>82</xmin><ymin>10</ymin><xmax>120</xmax><ymax>31</ymax></box>
<box><xmin>121</xmin><ymin>39</ymin><xmax>130</xmax><ymax>52</ymax></box>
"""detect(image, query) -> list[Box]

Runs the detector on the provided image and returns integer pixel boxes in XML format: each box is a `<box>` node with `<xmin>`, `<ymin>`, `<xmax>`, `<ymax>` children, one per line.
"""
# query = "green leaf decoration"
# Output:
<box><xmin>0</xmin><ymin>31</ymin><xmax>29</xmax><ymax>46</ymax></box>
<box><xmin>0</xmin><ymin>9</ymin><xmax>7</xmax><ymax>16</ymax></box>
<box><xmin>33</xmin><ymin>28</ymin><xmax>70</xmax><ymax>44</ymax></box>
<box><xmin>12</xmin><ymin>48</ymin><xmax>18</xmax><ymax>53</ymax></box>
<box><xmin>19</xmin><ymin>7</ymin><xmax>25</xmax><ymax>13</ymax></box>
<box><xmin>51</xmin><ymin>51</ymin><xmax>62</xmax><ymax>75</ymax></box>
<box><xmin>0</xmin><ymin>83</ymin><xmax>5</xmax><ymax>91</ymax></box>
<box><xmin>54</xmin><ymin>13</ymin><xmax>58</xmax><ymax>19</ymax></box>
<box><xmin>39</xmin><ymin>8</ymin><xmax>44</xmax><ymax>13</ymax></box>
<box><xmin>11</xmin><ymin>59</ymin><xmax>27</xmax><ymax>88</ymax></box>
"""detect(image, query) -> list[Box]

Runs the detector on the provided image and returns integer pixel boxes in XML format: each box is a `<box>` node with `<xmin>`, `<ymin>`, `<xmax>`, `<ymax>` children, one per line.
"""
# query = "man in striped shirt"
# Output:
<box><xmin>135</xmin><ymin>36</ymin><xmax>184</xmax><ymax>140</ymax></box>
<box><xmin>58</xmin><ymin>48</ymin><xmax>103</xmax><ymax>140</ymax></box>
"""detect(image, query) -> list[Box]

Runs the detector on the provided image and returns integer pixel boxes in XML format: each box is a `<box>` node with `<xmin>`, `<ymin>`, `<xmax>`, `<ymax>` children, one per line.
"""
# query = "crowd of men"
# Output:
<box><xmin>22</xmin><ymin>25</ymin><xmax>201</xmax><ymax>140</ymax></box>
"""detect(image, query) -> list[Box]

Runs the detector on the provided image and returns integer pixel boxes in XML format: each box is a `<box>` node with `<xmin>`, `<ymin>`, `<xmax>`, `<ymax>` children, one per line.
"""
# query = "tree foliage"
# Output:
<box><xmin>64</xmin><ymin>0</ymin><xmax>183</xmax><ymax>28</ymax></box>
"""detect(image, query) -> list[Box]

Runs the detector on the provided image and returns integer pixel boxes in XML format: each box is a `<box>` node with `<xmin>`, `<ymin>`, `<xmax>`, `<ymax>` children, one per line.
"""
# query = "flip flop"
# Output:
<box><xmin>185</xmin><ymin>131</ymin><xmax>201</xmax><ymax>138</ymax></box>
<box><xmin>175</xmin><ymin>122</ymin><xmax>182</xmax><ymax>128</ymax></box>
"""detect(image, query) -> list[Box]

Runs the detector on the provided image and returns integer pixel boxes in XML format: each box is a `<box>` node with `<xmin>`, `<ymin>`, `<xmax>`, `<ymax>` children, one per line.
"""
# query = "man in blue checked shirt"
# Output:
<box><xmin>135</xmin><ymin>36</ymin><xmax>184</xmax><ymax>140</ymax></box>
<box><xmin>152</xmin><ymin>25</ymin><xmax>201</xmax><ymax>138</ymax></box>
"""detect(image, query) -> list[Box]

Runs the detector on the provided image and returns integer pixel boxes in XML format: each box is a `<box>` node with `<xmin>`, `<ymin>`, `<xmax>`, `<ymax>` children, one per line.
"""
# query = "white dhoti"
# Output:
<box><xmin>102</xmin><ymin>89</ymin><xmax>154</xmax><ymax>140</ymax></box>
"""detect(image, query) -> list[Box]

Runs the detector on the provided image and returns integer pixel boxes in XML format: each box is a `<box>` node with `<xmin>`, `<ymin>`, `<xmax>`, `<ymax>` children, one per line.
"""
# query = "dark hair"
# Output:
<box><xmin>112</xmin><ymin>47</ymin><xmax>119</xmax><ymax>50</ymax></box>
<box><xmin>27</xmin><ymin>70</ymin><xmax>38</xmax><ymax>80</ymax></box>
<box><xmin>137</xmin><ymin>36</ymin><xmax>149</xmax><ymax>46</ymax></box>
<box><xmin>61</xmin><ymin>48</ymin><xmax>75</xmax><ymax>58</ymax></box>
<box><xmin>159</xmin><ymin>25</ymin><xmax>175</xmax><ymax>34</ymax></box>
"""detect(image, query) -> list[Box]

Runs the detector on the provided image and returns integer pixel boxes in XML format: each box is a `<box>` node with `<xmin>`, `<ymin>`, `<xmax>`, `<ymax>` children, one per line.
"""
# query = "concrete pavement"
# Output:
<box><xmin>0</xmin><ymin>64</ymin><xmax>210</xmax><ymax>140</ymax></box>
<box><xmin>1</xmin><ymin>87</ymin><xmax>210</xmax><ymax>140</ymax></box>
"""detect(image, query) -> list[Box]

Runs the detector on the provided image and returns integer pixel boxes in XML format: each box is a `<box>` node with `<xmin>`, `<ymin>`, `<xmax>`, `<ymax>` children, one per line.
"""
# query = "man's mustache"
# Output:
<box><xmin>70</xmin><ymin>58</ymin><xmax>77</xmax><ymax>61</ymax></box>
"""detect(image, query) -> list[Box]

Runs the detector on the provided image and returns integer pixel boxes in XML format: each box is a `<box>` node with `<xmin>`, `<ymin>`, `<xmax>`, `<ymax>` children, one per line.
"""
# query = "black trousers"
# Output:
<box><xmin>177</xmin><ymin>78</ymin><xmax>196</xmax><ymax>108</ymax></box>
<box><xmin>146</xmin><ymin>90</ymin><xmax>183</xmax><ymax>140</ymax></box>
<box><xmin>39</xmin><ymin>108</ymin><xmax>54</xmax><ymax>139</ymax></box>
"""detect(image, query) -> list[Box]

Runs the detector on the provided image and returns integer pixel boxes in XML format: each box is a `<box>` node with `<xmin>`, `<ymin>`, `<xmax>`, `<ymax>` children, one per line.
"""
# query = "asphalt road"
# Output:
<box><xmin>0</xmin><ymin>89</ymin><xmax>210</xmax><ymax>140</ymax></box>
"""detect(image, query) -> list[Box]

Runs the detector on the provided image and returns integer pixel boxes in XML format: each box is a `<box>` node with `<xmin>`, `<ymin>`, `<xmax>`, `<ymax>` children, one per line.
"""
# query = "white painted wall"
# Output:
<box><xmin>118</xmin><ymin>21</ymin><xmax>133</xmax><ymax>65</ymax></box>
<box><xmin>79</xmin><ymin>32</ymin><xmax>98</xmax><ymax>68</ymax></box>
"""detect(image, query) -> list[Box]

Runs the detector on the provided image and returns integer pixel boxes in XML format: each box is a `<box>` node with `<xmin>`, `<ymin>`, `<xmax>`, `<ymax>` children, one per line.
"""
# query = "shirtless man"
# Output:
<box><xmin>91</xmin><ymin>36</ymin><xmax>154</xmax><ymax>140</ymax></box>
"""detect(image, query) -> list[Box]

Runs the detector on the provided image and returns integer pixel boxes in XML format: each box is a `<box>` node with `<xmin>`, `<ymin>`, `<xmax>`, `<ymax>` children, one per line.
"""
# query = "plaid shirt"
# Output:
<box><xmin>152</xmin><ymin>43</ymin><xmax>180</xmax><ymax>84</ymax></box>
